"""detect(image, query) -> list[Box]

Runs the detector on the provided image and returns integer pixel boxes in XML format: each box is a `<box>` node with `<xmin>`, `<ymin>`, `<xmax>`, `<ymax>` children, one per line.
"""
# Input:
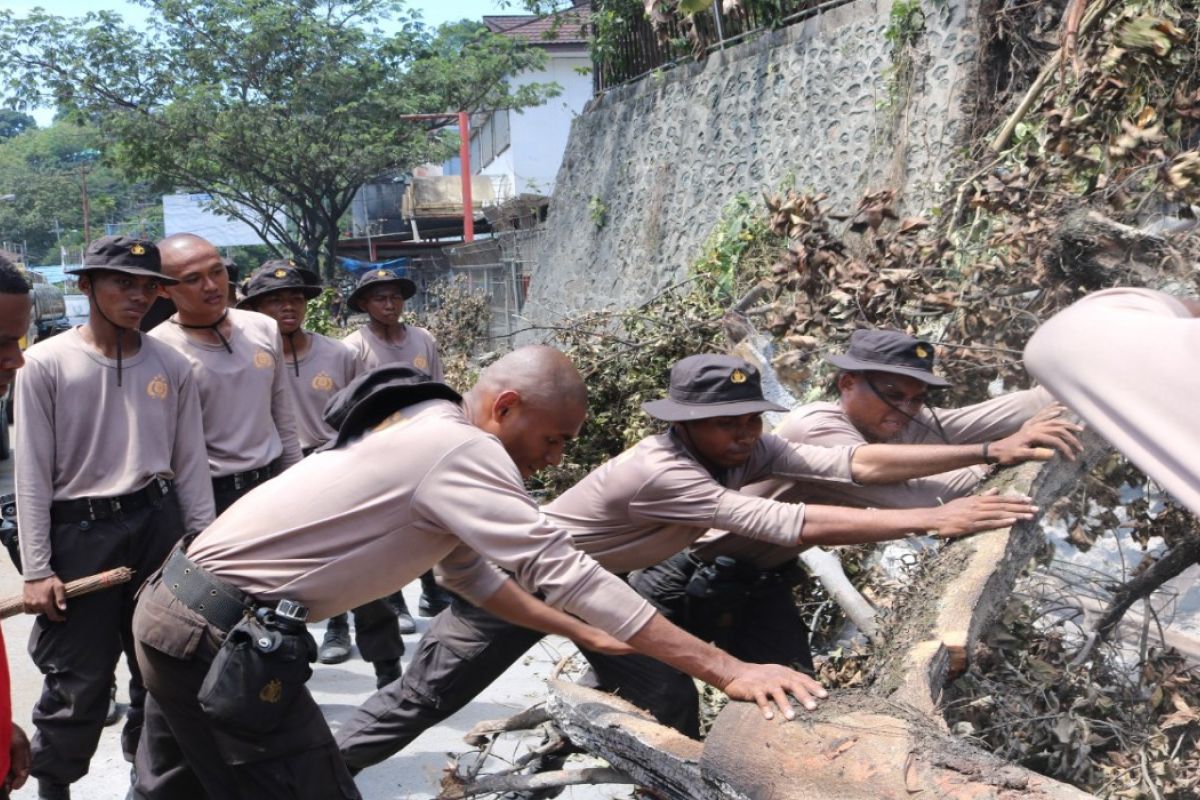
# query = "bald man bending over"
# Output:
<box><xmin>150</xmin><ymin>234</ymin><xmax>302</xmax><ymax>514</ymax></box>
<box><xmin>130</xmin><ymin>348</ymin><xmax>825</xmax><ymax>800</ymax></box>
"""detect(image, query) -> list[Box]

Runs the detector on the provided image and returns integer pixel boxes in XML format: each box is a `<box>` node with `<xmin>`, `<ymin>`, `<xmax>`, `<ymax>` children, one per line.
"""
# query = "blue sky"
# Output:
<box><xmin>11</xmin><ymin>0</ymin><xmax>516</xmax><ymax>124</ymax></box>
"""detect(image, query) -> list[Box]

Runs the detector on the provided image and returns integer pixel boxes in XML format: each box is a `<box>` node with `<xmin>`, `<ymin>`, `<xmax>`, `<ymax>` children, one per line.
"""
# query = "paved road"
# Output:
<box><xmin>0</xmin><ymin>427</ymin><xmax>629</xmax><ymax>799</ymax></box>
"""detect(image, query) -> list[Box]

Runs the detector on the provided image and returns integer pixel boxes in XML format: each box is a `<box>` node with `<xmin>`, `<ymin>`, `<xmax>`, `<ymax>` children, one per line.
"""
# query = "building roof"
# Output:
<box><xmin>483</xmin><ymin>1</ymin><xmax>590</xmax><ymax>46</ymax></box>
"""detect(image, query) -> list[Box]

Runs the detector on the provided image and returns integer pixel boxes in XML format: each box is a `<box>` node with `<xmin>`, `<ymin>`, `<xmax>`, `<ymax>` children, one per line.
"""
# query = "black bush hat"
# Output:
<box><xmin>347</xmin><ymin>268</ymin><xmax>417</xmax><ymax>313</ymax></box>
<box><xmin>320</xmin><ymin>364</ymin><xmax>461</xmax><ymax>450</ymax></box>
<box><xmin>67</xmin><ymin>235</ymin><xmax>178</xmax><ymax>284</ymax></box>
<box><xmin>237</xmin><ymin>260</ymin><xmax>322</xmax><ymax>309</ymax></box>
<box><xmin>642</xmin><ymin>354</ymin><xmax>788</xmax><ymax>422</ymax></box>
<box><xmin>827</xmin><ymin>329</ymin><xmax>951</xmax><ymax>386</ymax></box>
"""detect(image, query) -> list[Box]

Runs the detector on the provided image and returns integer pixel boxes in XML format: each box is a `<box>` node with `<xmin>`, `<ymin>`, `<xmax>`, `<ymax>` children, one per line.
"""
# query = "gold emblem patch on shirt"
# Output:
<box><xmin>311</xmin><ymin>372</ymin><xmax>335</xmax><ymax>392</ymax></box>
<box><xmin>146</xmin><ymin>374</ymin><xmax>169</xmax><ymax>400</ymax></box>
<box><xmin>259</xmin><ymin>679</ymin><xmax>284</xmax><ymax>704</ymax></box>
<box><xmin>730</xmin><ymin>369</ymin><xmax>747</xmax><ymax>384</ymax></box>
<box><xmin>253</xmin><ymin>350</ymin><xmax>273</xmax><ymax>369</ymax></box>
<box><xmin>413</xmin><ymin>355</ymin><xmax>428</xmax><ymax>371</ymax></box>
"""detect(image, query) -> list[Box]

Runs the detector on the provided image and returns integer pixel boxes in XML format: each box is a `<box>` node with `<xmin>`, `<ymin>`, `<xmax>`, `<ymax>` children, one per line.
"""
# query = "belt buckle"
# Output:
<box><xmin>155</xmin><ymin>477</ymin><xmax>170</xmax><ymax>498</ymax></box>
<box><xmin>232</xmin><ymin>474</ymin><xmax>247</xmax><ymax>492</ymax></box>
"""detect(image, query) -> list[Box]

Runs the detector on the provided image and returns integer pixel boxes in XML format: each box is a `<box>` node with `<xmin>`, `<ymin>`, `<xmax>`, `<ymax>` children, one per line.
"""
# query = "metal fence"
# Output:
<box><xmin>592</xmin><ymin>0</ymin><xmax>857</xmax><ymax>93</ymax></box>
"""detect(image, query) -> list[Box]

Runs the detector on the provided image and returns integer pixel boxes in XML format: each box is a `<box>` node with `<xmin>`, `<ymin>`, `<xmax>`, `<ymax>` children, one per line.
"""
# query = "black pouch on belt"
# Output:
<box><xmin>197</xmin><ymin>609</ymin><xmax>317</xmax><ymax>735</ymax></box>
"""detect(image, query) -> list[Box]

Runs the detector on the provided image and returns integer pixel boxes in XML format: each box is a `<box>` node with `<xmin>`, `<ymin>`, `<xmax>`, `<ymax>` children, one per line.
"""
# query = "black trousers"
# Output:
<box><xmin>28</xmin><ymin>491</ymin><xmax>186</xmax><ymax>786</ymax></box>
<box><xmin>628</xmin><ymin>552</ymin><xmax>815</xmax><ymax>672</ymax></box>
<box><xmin>131</xmin><ymin>576</ymin><xmax>360</xmax><ymax>800</ymax></box>
<box><xmin>336</xmin><ymin>598</ymin><xmax>699</xmax><ymax>771</ymax></box>
<box><xmin>323</xmin><ymin>599</ymin><xmax>404</xmax><ymax>662</ymax></box>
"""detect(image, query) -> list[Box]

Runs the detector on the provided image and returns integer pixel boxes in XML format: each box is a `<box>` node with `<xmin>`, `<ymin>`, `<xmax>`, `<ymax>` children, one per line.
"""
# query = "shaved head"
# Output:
<box><xmin>466</xmin><ymin>346</ymin><xmax>587</xmax><ymax>479</ymax></box>
<box><xmin>158</xmin><ymin>233</ymin><xmax>220</xmax><ymax>276</ymax></box>
<box><xmin>156</xmin><ymin>233</ymin><xmax>228</xmax><ymax>323</ymax></box>
<box><xmin>475</xmin><ymin>345</ymin><xmax>587</xmax><ymax>410</ymax></box>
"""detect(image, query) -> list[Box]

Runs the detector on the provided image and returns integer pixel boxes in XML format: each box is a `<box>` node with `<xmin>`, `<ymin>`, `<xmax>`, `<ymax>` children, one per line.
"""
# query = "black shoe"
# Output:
<box><xmin>104</xmin><ymin>681</ymin><xmax>121</xmax><ymax>726</ymax></box>
<box><xmin>388</xmin><ymin>592</ymin><xmax>417</xmax><ymax>634</ymax></box>
<box><xmin>374</xmin><ymin>659</ymin><xmax>402</xmax><ymax>689</ymax></box>
<box><xmin>38</xmin><ymin>780</ymin><xmax>70</xmax><ymax>800</ymax></box>
<box><xmin>319</xmin><ymin>619</ymin><xmax>352</xmax><ymax>665</ymax></box>
<box><xmin>418</xmin><ymin>586</ymin><xmax>453</xmax><ymax>618</ymax></box>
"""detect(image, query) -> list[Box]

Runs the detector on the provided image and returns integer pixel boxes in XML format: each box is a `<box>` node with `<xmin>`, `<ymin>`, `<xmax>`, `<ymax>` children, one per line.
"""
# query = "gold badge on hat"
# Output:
<box><xmin>273</xmin><ymin>268</ymin><xmax>288</xmax><ymax>278</ymax></box>
<box><xmin>259</xmin><ymin>679</ymin><xmax>284</xmax><ymax>704</ymax></box>
<box><xmin>130</xmin><ymin>244</ymin><xmax>146</xmax><ymax>256</ymax></box>
<box><xmin>730</xmin><ymin>369</ymin><xmax>747</xmax><ymax>384</ymax></box>
<box><xmin>376</xmin><ymin>270</ymin><xmax>389</xmax><ymax>278</ymax></box>
<box><xmin>146</xmin><ymin>374</ymin><xmax>169</xmax><ymax>400</ymax></box>
<box><xmin>413</xmin><ymin>355</ymin><xmax>428</xmax><ymax>371</ymax></box>
<box><xmin>915</xmin><ymin>345</ymin><xmax>929</xmax><ymax>359</ymax></box>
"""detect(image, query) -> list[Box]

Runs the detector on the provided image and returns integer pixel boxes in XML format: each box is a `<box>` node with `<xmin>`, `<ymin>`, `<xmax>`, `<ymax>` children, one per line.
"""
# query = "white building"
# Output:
<box><xmin>463</xmin><ymin>2</ymin><xmax>592</xmax><ymax>199</ymax></box>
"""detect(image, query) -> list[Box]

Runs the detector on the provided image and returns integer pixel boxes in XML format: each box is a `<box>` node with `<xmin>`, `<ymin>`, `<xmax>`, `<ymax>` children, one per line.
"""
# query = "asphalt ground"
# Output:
<box><xmin>0</xmin><ymin>427</ymin><xmax>629</xmax><ymax>799</ymax></box>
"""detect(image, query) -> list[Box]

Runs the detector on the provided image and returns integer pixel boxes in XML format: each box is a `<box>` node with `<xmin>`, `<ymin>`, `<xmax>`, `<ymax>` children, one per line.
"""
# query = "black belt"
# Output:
<box><xmin>162</xmin><ymin>545</ymin><xmax>256</xmax><ymax>632</ymax></box>
<box><xmin>50</xmin><ymin>478</ymin><xmax>174</xmax><ymax>524</ymax></box>
<box><xmin>683</xmin><ymin>550</ymin><xmax>803</xmax><ymax>584</ymax></box>
<box><xmin>211</xmin><ymin>459</ymin><xmax>282</xmax><ymax>494</ymax></box>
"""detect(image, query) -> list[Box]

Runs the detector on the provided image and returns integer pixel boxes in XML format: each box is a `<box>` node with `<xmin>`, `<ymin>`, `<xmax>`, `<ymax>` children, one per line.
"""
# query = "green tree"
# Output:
<box><xmin>0</xmin><ymin>0</ymin><xmax>558</xmax><ymax>277</ymax></box>
<box><xmin>0</xmin><ymin>109</ymin><xmax>34</xmax><ymax>139</ymax></box>
<box><xmin>0</xmin><ymin>122</ymin><xmax>161</xmax><ymax>264</ymax></box>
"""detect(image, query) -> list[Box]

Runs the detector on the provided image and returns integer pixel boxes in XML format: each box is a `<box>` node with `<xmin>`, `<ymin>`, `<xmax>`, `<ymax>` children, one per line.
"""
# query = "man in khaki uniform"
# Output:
<box><xmin>150</xmin><ymin>234</ymin><xmax>302</xmax><ymax>514</ymax></box>
<box><xmin>14</xmin><ymin>237</ymin><xmax>213</xmax><ymax>800</ymax></box>
<box><xmin>336</xmin><ymin>353</ymin><xmax>1075</xmax><ymax>769</ymax></box>
<box><xmin>1025</xmin><ymin>287</ymin><xmax>1200</xmax><ymax>517</ymax></box>
<box><xmin>130</xmin><ymin>348</ymin><xmax>830</xmax><ymax>800</ymax></box>
<box><xmin>342</xmin><ymin>267</ymin><xmax>448</xmax><ymax>626</ymax></box>
<box><xmin>631</xmin><ymin>330</ymin><xmax>1061</xmax><ymax>687</ymax></box>
<box><xmin>237</xmin><ymin>262</ymin><xmax>403</xmax><ymax>688</ymax></box>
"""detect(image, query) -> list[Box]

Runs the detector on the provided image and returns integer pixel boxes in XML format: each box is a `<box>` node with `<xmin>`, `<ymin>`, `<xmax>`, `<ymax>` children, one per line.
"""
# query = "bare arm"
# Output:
<box><xmin>627</xmin><ymin>614</ymin><xmax>827</xmax><ymax>720</ymax></box>
<box><xmin>799</xmin><ymin>489</ymin><xmax>1038</xmax><ymax>546</ymax></box>
<box><xmin>478</xmin><ymin>578</ymin><xmax>634</xmax><ymax>656</ymax></box>
<box><xmin>850</xmin><ymin>405</ymin><xmax>1082</xmax><ymax>484</ymax></box>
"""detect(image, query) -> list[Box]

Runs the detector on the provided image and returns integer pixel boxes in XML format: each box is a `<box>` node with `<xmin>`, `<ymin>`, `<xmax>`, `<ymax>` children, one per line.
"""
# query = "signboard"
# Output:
<box><xmin>162</xmin><ymin>193</ymin><xmax>278</xmax><ymax>247</ymax></box>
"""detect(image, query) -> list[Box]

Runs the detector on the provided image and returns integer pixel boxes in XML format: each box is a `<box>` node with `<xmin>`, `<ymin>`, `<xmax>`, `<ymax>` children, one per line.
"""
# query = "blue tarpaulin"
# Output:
<box><xmin>338</xmin><ymin>256</ymin><xmax>410</xmax><ymax>274</ymax></box>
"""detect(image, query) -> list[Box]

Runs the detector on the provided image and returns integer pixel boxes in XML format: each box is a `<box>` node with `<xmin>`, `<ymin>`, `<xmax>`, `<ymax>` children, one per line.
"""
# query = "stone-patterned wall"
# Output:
<box><xmin>520</xmin><ymin>0</ymin><xmax>982</xmax><ymax>331</ymax></box>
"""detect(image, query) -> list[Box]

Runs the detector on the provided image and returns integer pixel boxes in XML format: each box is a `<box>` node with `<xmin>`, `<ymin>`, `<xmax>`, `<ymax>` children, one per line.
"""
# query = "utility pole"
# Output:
<box><xmin>79</xmin><ymin>164</ymin><xmax>91</xmax><ymax>246</ymax></box>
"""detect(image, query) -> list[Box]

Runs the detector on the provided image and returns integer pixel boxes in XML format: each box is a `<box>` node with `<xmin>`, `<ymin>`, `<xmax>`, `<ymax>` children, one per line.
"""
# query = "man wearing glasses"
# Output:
<box><xmin>628</xmin><ymin>329</ymin><xmax>1058</xmax><ymax>683</ymax></box>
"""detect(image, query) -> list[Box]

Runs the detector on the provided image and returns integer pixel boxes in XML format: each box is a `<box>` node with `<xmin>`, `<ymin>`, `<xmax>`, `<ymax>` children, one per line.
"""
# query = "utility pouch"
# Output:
<box><xmin>197</xmin><ymin>610</ymin><xmax>317</xmax><ymax>735</ymax></box>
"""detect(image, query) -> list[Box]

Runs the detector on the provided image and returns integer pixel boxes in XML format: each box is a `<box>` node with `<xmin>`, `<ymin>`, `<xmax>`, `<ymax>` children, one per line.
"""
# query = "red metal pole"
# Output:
<box><xmin>459</xmin><ymin>111</ymin><xmax>474</xmax><ymax>242</ymax></box>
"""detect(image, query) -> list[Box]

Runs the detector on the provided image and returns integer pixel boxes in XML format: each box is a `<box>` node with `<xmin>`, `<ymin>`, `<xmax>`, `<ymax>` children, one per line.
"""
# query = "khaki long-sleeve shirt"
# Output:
<box><xmin>690</xmin><ymin>388</ymin><xmax>1053</xmax><ymax>566</ymax></box>
<box><xmin>281</xmin><ymin>332</ymin><xmax>358</xmax><ymax>451</ymax></box>
<box><xmin>342</xmin><ymin>324</ymin><xmax>443</xmax><ymax>380</ymax></box>
<box><xmin>1026</xmin><ymin>287</ymin><xmax>1200</xmax><ymax>516</ymax></box>
<box><xmin>150</xmin><ymin>308</ymin><xmax>302</xmax><ymax>476</ymax></box>
<box><xmin>187</xmin><ymin>399</ymin><xmax>655</xmax><ymax>638</ymax></box>
<box><xmin>14</xmin><ymin>329</ymin><xmax>215</xmax><ymax>580</ymax></box>
<box><xmin>540</xmin><ymin>430</ymin><xmax>858</xmax><ymax>574</ymax></box>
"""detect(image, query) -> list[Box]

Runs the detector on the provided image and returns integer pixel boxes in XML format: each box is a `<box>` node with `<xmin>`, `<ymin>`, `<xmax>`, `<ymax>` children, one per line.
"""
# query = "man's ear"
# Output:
<box><xmin>492</xmin><ymin>389</ymin><xmax>521</xmax><ymax>421</ymax></box>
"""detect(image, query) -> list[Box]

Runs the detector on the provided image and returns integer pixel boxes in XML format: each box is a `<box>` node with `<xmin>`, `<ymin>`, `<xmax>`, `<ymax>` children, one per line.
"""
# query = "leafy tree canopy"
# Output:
<box><xmin>0</xmin><ymin>0</ymin><xmax>559</xmax><ymax>275</ymax></box>
<box><xmin>0</xmin><ymin>109</ymin><xmax>34</xmax><ymax>139</ymax></box>
<box><xmin>0</xmin><ymin>122</ymin><xmax>162</xmax><ymax>264</ymax></box>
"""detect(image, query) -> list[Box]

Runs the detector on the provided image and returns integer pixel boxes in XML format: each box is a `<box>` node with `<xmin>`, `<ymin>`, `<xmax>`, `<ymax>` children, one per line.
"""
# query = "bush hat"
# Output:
<box><xmin>827</xmin><ymin>329</ymin><xmax>951</xmax><ymax>387</ymax></box>
<box><xmin>347</xmin><ymin>268</ymin><xmax>417</xmax><ymax>313</ymax></box>
<box><xmin>642</xmin><ymin>354</ymin><xmax>788</xmax><ymax>422</ymax></box>
<box><xmin>237</xmin><ymin>260</ymin><xmax>322</xmax><ymax>309</ymax></box>
<box><xmin>67</xmin><ymin>235</ymin><xmax>178</xmax><ymax>284</ymax></box>
<box><xmin>321</xmin><ymin>364</ymin><xmax>461</xmax><ymax>450</ymax></box>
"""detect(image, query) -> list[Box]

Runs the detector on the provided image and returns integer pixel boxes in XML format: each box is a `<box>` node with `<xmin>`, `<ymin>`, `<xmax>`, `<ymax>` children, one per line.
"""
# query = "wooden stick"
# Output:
<box><xmin>0</xmin><ymin>567</ymin><xmax>134</xmax><ymax>619</ymax></box>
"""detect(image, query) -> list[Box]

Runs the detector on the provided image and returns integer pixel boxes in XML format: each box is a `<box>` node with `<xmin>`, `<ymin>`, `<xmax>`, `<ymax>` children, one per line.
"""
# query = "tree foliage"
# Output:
<box><xmin>0</xmin><ymin>109</ymin><xmax>34</xmax><ymax>140</ymax></box>
<box><xmin>0</xmin><ymin>0</ymin><xmax>560</xmax><ymax>275</ymax></box>
<box><xmin>0</xmin><ymin>122</ymin><xmax>161</xmax><ymax>263</ymax></box>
